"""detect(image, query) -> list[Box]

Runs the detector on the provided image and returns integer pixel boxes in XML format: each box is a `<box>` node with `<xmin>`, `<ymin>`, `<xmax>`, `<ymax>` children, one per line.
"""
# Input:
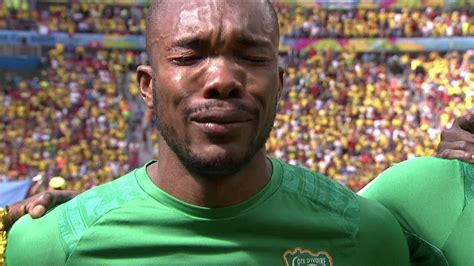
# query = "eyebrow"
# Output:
<box><xmin>235</xmin><ymin>33</ymin><xmax>274</xmax><ymax>50</ymax></box>
<box><xmin>169</xmin><ymin>36</ymin><xmax>208</xmax><ymax>51</ymax></box>
<box><xmin>168</xmin><ymin>32</ymin><xmax>274</xmax><ymax>51</ymax></box>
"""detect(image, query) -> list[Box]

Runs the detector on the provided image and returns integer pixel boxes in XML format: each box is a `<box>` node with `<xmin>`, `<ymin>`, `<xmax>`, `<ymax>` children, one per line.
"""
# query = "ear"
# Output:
<box><xmin>277</xmin><ymin>66</ymin><xmax>284</xmax><ymax>99</ymax></box>
<box><xmin>137</xmin><ymin>65</ymin><xmax>154</xmax><ymax>109</ymax></box>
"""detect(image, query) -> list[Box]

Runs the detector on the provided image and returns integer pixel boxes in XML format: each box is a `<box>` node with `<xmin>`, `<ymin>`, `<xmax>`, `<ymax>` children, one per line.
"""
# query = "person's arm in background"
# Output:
<box><xmin>3</xmin><ymin>114</ymin><xmax>474</xmax><ymax>229</ymax></box>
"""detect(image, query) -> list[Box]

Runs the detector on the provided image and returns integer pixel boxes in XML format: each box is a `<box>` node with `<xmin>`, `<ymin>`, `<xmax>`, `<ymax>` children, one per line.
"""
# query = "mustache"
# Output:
<box><xmin>183</xmin><ymin>100</ymin><xmax>259</xmax><ymax>118</ymax></box>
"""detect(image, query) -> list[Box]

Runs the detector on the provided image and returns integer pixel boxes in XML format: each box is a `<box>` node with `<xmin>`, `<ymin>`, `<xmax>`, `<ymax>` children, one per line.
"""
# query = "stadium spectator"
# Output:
<box><xmin>276</xmin><ymin>5</ymin><xmax>474</xmax><ymax>38</ymax></box>
<box><xmin>0</xmin><ymin>44</ymin><xmax>150</xmax><ymax>191</ymax></box>
<box><xmin>1</xmin><ymin>2</ymin><xmax>474</xmax><ymax>38</ymax></box>
<box><xmin>269</xmin><ymin>49</ymin><xmax>472</xmax><ymax>190</ymax></box>
<box><xmin>1</xmin><ymin>2</ymin><xmax>147</xmax><ymax>35</ymax></box>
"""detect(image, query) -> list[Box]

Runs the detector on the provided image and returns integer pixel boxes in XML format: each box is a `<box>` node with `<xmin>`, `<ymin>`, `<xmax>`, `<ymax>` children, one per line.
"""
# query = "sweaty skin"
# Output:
<box><xmin>149</xmin><ymin>1</ymin><xmax>278</xmax><ymax>58</ymax></box>
<box><xmin>139</xmin><ymin>0</ymin><xmax>283</xmax><ymax>208</ymax></box>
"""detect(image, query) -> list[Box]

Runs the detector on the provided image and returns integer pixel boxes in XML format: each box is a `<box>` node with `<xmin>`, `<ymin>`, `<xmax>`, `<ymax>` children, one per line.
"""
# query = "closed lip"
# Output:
<box><xmin>189</xmin><ymin>109</ymin><xmax>253</xmax><ymax>124</ymax></box>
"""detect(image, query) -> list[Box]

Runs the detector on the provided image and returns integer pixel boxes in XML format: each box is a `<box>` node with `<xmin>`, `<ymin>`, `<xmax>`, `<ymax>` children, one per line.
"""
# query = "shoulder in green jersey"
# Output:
<box><xmin>361</xmin><ymin>156</ymin><xmax>474</xmax><ymax>266</ymax></box>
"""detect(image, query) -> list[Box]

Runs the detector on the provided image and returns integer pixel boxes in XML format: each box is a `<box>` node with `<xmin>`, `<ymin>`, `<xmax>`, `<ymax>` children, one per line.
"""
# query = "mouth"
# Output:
<box><xmin>189</xmin><ymin>109</ymin><xmax>253</xmax><ymax>136</ymax></box>
<box><xmin>190</xmin><ymin>109</ymin><xmax>252</xmax><ymax>123</ymax></box>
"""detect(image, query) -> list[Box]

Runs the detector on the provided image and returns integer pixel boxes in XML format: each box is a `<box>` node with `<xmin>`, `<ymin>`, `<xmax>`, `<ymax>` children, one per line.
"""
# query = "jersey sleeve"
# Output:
<box><xmin>6</xmin><ymin>206</ymin><xmax>67</xmax><ymax>265</ymax></box>
<box><xmin>360</xmin><ymin>157</ymin><xmax>464</xmax><ymax>265</ymax></box>
<box><xmin>356</xmin><ymin>196</ymin><xmax>410</xmax><ymax>265</ymax></box>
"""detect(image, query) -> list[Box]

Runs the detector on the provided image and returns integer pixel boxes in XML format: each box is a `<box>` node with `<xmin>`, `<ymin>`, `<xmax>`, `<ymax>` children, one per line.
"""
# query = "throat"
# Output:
<box><xmin>147</xmin><ymin>152</ymin><xmax>273</xmax><ymax>208</ymax></box>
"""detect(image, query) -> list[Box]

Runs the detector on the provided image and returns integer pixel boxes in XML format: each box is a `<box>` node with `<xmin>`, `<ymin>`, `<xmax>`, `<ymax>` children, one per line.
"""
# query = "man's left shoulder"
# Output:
<box><xmin>277</xmin><ymin>160</ymin><xmax>360</xmax><ymax>233</ymax></box>
<box><xmin>279</xmin><ymin>161</ymin><xmax>358</xmax><ymax>209</ymax></box>
<box><xmin>276</xmin><ymin>160</ymin><xmax>409</xmax><ymax>264</ymax></box>
<box><xmin>356</xmin><ymin>197</ymin><xmax>410</xmax><ymax>264</ymax></box>
<box><xmin>357</xmin><ymin>196</ymin><xmax>404</xmax><ymax>232</ymax></box>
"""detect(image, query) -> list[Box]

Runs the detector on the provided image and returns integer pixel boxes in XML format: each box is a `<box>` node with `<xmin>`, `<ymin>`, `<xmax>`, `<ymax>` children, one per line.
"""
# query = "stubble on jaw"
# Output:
<box><xmin>152</xmin><ymin>84</ymin><xmax>279</xmax><ymax>178</ymax></box>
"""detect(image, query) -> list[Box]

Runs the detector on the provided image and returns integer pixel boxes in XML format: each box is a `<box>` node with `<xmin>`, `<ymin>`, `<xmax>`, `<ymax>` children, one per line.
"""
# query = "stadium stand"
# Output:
<box><xmin>0</xmin><ymin>2</ymin><xmax>147</xmax><ymax>34</ymax></box>
<box><xmin>270</xmin><ymin>49</ymin><xmax>472</xmax><ymax>190</ymax></box>
<box><xmin>1</xmin><ymin>2</ymin><xmax>473</xmax><ymax>37</ymax></box>
<box><xmin>0</xmin><ymin>45</ymin><xmax>151</xmax><ymax>191</ymax></box>
<box><xmin>277</xmin><ymin>5</ymin><xmax>474</xmax><ymax>38</ymax></box>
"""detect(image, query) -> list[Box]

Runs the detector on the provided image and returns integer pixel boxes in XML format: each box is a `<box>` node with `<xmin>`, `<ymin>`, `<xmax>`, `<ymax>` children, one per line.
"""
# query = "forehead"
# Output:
<box><xmin>149</xmin><ymin>0</ymin><xmax>277</xmax><ymax>46</ymax></box>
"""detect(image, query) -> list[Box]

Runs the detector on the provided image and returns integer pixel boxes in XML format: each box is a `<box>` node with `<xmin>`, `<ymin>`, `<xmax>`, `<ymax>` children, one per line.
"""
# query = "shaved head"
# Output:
<box><xmin>145</xmin><ymin>0</ymin><xmax>280</xmax><ymax>66</ymax></box>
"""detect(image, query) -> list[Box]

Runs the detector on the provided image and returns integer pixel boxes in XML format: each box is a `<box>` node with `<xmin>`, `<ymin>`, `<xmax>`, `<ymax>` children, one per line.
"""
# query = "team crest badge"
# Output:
<box><xmin>282</xmin><ymin>247</ymin><xmax>333</xmax><ymax>266</ymax></box>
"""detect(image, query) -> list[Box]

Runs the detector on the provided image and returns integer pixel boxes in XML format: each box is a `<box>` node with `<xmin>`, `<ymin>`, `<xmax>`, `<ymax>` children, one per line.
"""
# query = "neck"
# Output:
<box><xmin>147</xmin><ymin>139</ymin><xmax>272</xmax><ymax>208</ymax></box>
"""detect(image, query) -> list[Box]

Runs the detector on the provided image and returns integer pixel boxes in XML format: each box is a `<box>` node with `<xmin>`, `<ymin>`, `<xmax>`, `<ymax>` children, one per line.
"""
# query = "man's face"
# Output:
<box><xmin>144</xmin><ymin>0</ymin><xmax>282</xmax><ymax>177</ymax></box>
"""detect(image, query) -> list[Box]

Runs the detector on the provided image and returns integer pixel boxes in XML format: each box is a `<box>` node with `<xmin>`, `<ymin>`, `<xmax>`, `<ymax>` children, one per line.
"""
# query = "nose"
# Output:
<box><xmin>202</xmin><ymin>57</ymin><xmax>245</xmax><ymax>99</ymax></box>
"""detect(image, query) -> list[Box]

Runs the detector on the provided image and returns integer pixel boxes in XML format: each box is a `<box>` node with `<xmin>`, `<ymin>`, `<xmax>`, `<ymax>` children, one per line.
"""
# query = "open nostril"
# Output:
<box><xmin>204</xmin><ymin>87</ymin><xmax>242</xmax><ymax>99</ymax></box>
<box><xmin>228</xmin><ymin>89</ymin><xmax>241</xmax><ymax>98</ymax></box>
<box><xmin>207</xmin><ymin>89</ymin><xmax>221</xmax><ymax>99</ymax></box>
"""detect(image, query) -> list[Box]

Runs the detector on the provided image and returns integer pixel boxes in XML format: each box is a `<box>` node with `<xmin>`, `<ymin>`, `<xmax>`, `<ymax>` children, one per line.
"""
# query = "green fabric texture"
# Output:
<box><xmin>7</xmin><ymin>159</ymin><xmax>409</xmax><ymax>265</ymax></box>
<box><xmin>362</xmin><ymin>156</ymin><xmax>474</xmax><ymax>266</ymax></box>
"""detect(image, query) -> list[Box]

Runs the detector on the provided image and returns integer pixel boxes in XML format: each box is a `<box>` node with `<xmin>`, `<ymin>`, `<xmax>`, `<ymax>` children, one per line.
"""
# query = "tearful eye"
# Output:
<box><xmin>240</xmin><ymin>56</ymin><xmax>270</xmax><ymax>64</ymax></box>
<box><xmin>171</xmin><ymin>56</ymin><xmax>203</xmax><ymax>66</ymax></box>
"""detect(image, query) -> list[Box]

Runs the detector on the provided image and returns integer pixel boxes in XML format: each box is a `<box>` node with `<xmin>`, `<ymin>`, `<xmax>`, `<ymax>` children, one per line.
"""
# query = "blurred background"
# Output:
<box><xmin>0</xmin><ymin>0</ymin><xmax>473</xmax><ymax>206</ymax></box>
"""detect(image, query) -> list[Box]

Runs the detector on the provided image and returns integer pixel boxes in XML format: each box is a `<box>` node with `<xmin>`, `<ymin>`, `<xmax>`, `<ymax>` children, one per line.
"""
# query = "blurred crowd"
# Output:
<box><xmin>276</xmin><ymin>4</ymin><xmax>474</xmax><ymax>38</ymax></box>
<box><xmin>0</xmin><ymin>44</ymin><xmax>156</xmax><ymax>192</ymax></box>
<box><xmin>269</xmin><ymin>49</ymin><xmax>473</xmax><ymax>190</ymax></box>
<box><xmin>1</xmin><ymin>2</ymin><xmax>473</xmax><ymax>192</ymax></box>
<box><xmin>0</xmin><ymin>2</ymin><xmax>146</xmax><ymax>34</ymax></box>
<box><xmin>1</xmin><ymin>2</ymin><xmax>474</xmax><ymax>38</ymax></box>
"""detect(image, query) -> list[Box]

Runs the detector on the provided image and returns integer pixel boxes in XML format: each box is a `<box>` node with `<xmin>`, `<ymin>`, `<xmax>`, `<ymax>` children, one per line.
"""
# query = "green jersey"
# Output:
<box><xmin>7</xmin><ymin>159</ymin><xmax>409</xmax><ymax>265</ymax></box>
<box><xmin>361</xmin><ymin>157</ymin><xmax>474</xmax><ymax>266</ymax></box>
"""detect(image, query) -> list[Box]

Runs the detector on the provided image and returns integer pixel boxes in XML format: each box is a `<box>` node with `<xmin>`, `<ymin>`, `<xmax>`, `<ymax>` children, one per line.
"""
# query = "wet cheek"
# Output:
<box><xmin>173</xmin><ymin>72</ymin><xmax>183</xmax><ymax>84</ymax></box>
<box><xmin>162</xmin><ymin>71</ymin><xmax>194</xmax><ymax>115</ymax></box>
<box><xmin>249</xmin><ymin>76</ymin><xmax>278</xmax><ymax>111</ymax></box>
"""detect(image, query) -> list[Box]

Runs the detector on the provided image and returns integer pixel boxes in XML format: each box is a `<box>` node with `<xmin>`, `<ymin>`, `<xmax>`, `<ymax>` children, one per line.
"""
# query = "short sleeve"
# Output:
<box><xmin>6</xmin><ymin>206</ymin><xmax>67</xmax><ymax>265</ymax></box>
<box><xmin>356</xmin><ymin>196</ymin><xmax>410</xmax><ymax>265</ymax></box>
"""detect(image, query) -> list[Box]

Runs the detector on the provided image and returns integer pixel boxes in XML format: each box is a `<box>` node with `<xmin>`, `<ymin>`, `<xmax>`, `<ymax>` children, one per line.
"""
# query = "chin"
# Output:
<box><xmin>184</xmin><ymin>146</ymin><xmax>250</xmax><ymax>177</ymax></box>
<box><xmin>160</xmin><ymin>124</ymin><xmax>268</xmax><ymax>178</ymax></box>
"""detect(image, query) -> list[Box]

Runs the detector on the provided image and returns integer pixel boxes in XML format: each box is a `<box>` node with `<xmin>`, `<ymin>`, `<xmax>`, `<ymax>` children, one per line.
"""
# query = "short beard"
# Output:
<box><xmin>152</xmin><ymin>87</ymin><xmax>277</xmax><ymax>178</ymax></box>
